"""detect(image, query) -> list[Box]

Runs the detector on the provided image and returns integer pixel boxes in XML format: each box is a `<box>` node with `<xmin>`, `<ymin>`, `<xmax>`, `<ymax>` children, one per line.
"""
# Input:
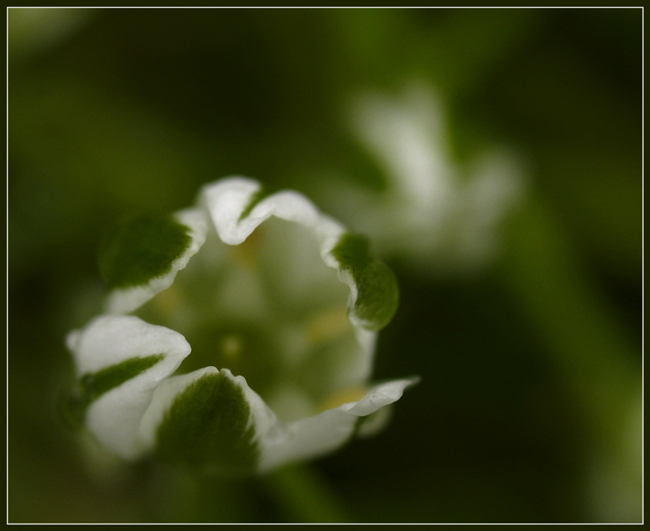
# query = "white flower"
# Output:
<box><xmin>322</xmin><ymin>82</ymin><xmax>526</xmax><ymax>275</ymax></box>
<box><xmin>65</xmin><ymin>177</ymin><xmax>417</xmax><ymax>475</ymax></box>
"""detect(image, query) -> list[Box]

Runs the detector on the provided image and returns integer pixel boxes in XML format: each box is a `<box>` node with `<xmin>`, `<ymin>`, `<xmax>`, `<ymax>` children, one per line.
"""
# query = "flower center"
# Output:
<box><xmin>136</xmin><ymin>217</ymin><xmax>360</xmax><ymax>423</ymax></box>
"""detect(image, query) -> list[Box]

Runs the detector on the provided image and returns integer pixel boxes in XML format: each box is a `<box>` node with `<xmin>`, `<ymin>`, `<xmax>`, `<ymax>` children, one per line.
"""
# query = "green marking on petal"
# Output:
<box><xmin>238</xmin><ymin>186</ymin><xmax>273</xmax><ymax>222</ymax></box>
<box><xmin>155</xmin><ymin>371</ymin><xmax>259</xmax><ymax>476</ymax></box>
<box><xmin>80</xmin><ymin>354</ymin><xmax>165</xmax><ymax>403</ymax></box>
<box><xmin>98</xmin><ymin>214</ymin><xmax>192</xmax><ymax>290</ymax></box>
<box><xmin>62</xmin><ymin>354</ymin><xmax>164</xmax><ymax>428</ymax></box>
<box><xmin>330</xmin><ymin>233</ymin><xmax>399</xmax><ymax>331</ymax></box>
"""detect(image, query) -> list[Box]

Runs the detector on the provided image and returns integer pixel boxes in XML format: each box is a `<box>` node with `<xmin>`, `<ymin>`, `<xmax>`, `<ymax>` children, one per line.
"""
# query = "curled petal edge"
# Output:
<box><xmin>200</xmin><ymin>177</ymin><xmax>398</xmax><ymax>332</ymax></box>
<box><xmin>258</xmin><ymin>377</ymin><xmax>419</xmax><ymax>472</ymax></box>
<box><xmin>105</xmin><ymin>208</ymin><xmax>208</xmax><ymax>315</ymax></box>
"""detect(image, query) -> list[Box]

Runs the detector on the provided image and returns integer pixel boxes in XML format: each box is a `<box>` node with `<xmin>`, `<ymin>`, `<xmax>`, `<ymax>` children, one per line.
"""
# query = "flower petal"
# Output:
<box><xmin>66</xmin><ymin>315</ymin><xmax>191</xmax><ymax>458</ymax></box>
<box><xmin>138</xmin><ymin>363</ymin><xmax>417</xmax><ymax>474</ymax></box>
<box><xmin>139</xmin><ymin>367</ymin><xmax>274</xmax><ymax>475</ymax></box>
<box><xmin>102</xmin><ymin>208</ymin><xmax>208</xmax><ymax>314</ymax></box>
<box><xmin>201</xmin><ymin>177</ymin><xmax>398</xmax><ymax>332</ymax></box>
<box><xmin>200</xmin><ymin>177</ymin><xmax>343</xmax><ymax>246</ymax></box>
<box><xmin>258</xmin><ymin>377</ymin><xmax>419</xmax><ymax>472</ymax></box>
<box><xmin>329</xmin><ymin>232</ymin><xmax>399</xmax><ymax>331</ymax></box>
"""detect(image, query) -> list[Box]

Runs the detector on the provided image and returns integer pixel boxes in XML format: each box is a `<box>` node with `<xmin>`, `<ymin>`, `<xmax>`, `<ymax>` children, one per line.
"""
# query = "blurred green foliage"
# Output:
<box><xmin>8</xmin><ymin>8</ymin><xmax>641</xmax><ymax>523</ymax></box>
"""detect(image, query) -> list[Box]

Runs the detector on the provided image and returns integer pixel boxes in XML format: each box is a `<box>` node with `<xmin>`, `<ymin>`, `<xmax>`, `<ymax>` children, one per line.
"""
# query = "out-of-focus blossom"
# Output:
<box><xmin>9</xmin><ymin>8</ymin><xmax>92</xmax><ymax>61</ymax></box>
<box><xmin>325</xmin><ymin>82</ymin><xmax>526</xmax><ymax>274</ymax></box>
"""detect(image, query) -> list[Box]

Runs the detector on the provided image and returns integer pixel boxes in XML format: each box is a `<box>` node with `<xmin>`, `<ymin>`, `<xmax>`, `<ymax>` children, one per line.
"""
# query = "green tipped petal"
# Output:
<box><xmin>140</xmin><ymin>368</ymin><xmax>417</xmax><ymax>475</ymax></box>
<box><xmin>66</xmin><ymin>315</ymin><xmax>191</xmax><ymax>458</ymax></box>
<box><xmin>102</xmin><ymin>208</ymin><xmax>207</xmax><ymax>314</ymax></box>
<box><xmin>79</xmin><ymin>354</ymin><xmax>164</xmax><ymax>403</ymax></box>
<box><xmin>152</xmin><ymin>369</ymin><xmax>260</xmax><ymax>476</ymax></box>
<box><xmin>99</xmin><ymin>214</ymin><xmax>191</xmax><ymax>290</ymax></box>
<box><xmin>330</xmin><ymin>233</ymin><xmax>399</xmax><ymax>331</ymax></box>
<box><xmin>65</xmin><ymin>354</ymin><xmax>165</xmax><ymax>428</ymax></box>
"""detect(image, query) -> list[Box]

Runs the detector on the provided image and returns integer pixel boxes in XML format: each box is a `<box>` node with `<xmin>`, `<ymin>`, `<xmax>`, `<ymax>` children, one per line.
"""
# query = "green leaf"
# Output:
<box><xmin>330</xmin><ymin>232</ymin><xmax>399</xmax><ymax>331</ymax></box>
<box><xmin>98</xmin><ymin>214</ymin><xmax>192</xmax><ymax>290</ymax></box>
<box><xmin>155</xmin><ymin>371</ymin><xmax>260</xmax><ymax>476</ymax></box>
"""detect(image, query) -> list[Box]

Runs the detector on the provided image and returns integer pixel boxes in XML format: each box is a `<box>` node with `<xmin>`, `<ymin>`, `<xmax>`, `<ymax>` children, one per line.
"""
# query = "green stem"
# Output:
<box><xmin>261</xmin><ymin>463</ymin><xmax>352</xmax><ymax>523</ymax></box>
<box><xmin>500</xmin><ymin>196</ymin><xmax>641</xmax><ymax>522</ymax></box>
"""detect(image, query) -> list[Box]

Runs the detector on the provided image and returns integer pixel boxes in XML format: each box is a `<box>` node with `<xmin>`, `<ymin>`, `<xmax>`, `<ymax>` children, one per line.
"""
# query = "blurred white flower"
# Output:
<box><xmin>325</xmin><ymin>82</ymin><xmax>526</xmax><ymax>275</ymax></box>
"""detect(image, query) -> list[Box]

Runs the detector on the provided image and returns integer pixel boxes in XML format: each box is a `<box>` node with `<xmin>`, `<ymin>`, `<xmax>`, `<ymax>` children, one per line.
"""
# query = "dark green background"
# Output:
<box><xmin>8</xmin><ymin>8</ymin><xmax>642</xmax><ymax>523</ymax></box>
